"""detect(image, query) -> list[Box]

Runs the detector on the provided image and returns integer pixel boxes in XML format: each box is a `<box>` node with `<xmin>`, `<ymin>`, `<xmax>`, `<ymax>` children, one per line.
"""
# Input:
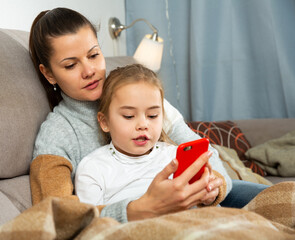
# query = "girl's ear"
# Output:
<box><xmin>39</xmin><ymin>64</ymin><xmax>57</xmax><ymax>85</ymax></box>
<box><xmin>97</xmin><ymin>112</ymin><xmax>109</xmax><ymax>132</ymax></box>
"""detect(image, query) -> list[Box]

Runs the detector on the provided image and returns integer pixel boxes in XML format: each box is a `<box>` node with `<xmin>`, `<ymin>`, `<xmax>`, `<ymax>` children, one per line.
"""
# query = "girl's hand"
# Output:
<box><xmin>200</xmin><ymin>163</ymin><xmax>223</xmax><ymax>205</ymax></box>
<box><xmin>127</xmin><ymin>151</ymin><xmax>212</xmax><ymax>220</ymax></box>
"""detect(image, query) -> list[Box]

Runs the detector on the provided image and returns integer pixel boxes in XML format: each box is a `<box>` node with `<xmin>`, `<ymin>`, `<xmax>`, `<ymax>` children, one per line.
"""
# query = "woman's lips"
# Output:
<box><xmin>84</xmin><ymin>80</ymin><xmax>99</xmax><ymax>90</ymax></box>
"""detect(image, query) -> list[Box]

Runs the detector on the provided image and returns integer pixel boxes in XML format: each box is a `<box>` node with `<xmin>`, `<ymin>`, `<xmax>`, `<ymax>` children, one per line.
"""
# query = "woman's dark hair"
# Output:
<box><xmin>29</xmin><ymin>7</ymin><xmax>97</xmax><ymax>110</ymax></box>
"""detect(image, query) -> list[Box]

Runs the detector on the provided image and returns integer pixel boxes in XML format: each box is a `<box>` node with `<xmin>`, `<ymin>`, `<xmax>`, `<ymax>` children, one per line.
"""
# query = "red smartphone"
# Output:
<box><xmin>173</xmin><ymin>138</ymin><xmax>209</xmax><ymax>184</ymax></box>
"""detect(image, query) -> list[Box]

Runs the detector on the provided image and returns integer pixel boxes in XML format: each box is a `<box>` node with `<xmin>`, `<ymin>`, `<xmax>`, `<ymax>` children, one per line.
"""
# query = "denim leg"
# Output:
<box><xmin>220</xmin><ymin>180</ymin><xmax>269</xmax><ymax>208</ymax></box>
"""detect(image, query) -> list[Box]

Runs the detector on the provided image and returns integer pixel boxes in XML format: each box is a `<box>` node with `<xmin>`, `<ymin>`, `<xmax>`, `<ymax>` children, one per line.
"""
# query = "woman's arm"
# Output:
<box><xmin>30</xmin><ymin>155</ymin><xmax>79</xmax><ymax>204</ymax></box>
<box><xmin>163</xmin><ymin>99</ymin><xmax>232</xmax><ymax>197</ymax></box>
<box><xmin>30</xmin><ymin>100</ymin><xmax>229</xmax><ymax>223</ymax></box>
<box><xmin>30</xmin><ymin>151</ymin><xmax>219</xmax><ymax>223</ymax></box>
<box><xmin>30</xmin><ymin>155</ymin><xmax>134</xmax><ymax>222</ymax></box>
<box><xmin>30</xmin><ymin>155</ymin><xmax>149</xmax><ymax>223</ymax></box>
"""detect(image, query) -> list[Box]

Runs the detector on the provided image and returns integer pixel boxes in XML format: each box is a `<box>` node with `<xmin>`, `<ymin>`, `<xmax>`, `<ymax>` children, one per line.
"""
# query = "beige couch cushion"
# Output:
<box><xmin>0</xmin><ymin>29</ymin><xmax>50</xmax><ymax>178</ymax></box>
<box><xmin>0</xmin><ymin>192</ymin><xmax>20</xmax><ymax>225</ymax></box>
<box><xmin>235</xmin><ymin>118</ymin><xmax>295</xmax><ymax>147</ymax></box>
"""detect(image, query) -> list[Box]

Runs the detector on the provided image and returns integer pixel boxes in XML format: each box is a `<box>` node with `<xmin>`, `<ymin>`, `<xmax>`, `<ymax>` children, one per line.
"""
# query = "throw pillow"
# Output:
<box><xmin>188</xmin><ymin>121</ymin><xmax>266</xmax><ymax>176</ymax></box>
<box><xmin>245</xmin><ymin>130</ymin><xmax>295</xmax><ymax>177</ymax></box>
<box><xmin>213</xmin><ymin>145</ymin><xmax>272</xmax><ymax>186</ymax></box>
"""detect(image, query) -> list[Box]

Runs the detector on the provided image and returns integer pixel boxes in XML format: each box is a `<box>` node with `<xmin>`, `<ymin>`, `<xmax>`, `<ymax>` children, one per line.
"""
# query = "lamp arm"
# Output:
<box><xmin>109</xmin><ymin>17</ymin><xmax>159</xmax><ymax>40</ymax></box>
<box><xmin>124</xmin><ymin>18</ymin><xmax>158</xmax><ymax>40</ymax></box>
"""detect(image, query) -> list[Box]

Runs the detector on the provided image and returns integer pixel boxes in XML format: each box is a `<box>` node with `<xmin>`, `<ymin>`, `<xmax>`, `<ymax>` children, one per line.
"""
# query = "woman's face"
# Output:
<box><xmin>41</xmin><ymin>25</ymin><xmax>106</xmax><ymax>102</ymax></box>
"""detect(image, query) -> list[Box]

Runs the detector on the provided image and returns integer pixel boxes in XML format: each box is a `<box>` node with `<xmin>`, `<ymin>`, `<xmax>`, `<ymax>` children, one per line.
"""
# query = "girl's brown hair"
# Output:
<box><xmin>99</xmin><ymin>64</ymin><xmax>174</xmax><ymax>145</ymax></box>
<box><xmin>29</xmin><ymin>7</ymin><xmax>97</xmax><ymax>110</ymax></box>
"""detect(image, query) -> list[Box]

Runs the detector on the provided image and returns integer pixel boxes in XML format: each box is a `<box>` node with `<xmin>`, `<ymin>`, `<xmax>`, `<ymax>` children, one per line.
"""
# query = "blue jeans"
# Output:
<box><xmin>220</xmin><ymin>180</ymin><xmax>269</xmax><ymax>208</ymax></box>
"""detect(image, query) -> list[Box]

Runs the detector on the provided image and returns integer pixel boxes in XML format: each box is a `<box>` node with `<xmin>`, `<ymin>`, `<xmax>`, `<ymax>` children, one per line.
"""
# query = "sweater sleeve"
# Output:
<box><xmin>32</xmin><ymin>113</ymin><xmax>81</xmax><ymax>179</ymax></box>
<box><xmin>30</xmin><ymin>154</ymin><xmax>131</xmax><ymax>223</ymax></box>
<box><xmin>30</xmin><ymin>155</ymin><xmax>79</xmax><ymax>205</ymax></box>
<box><xmin>100</xmin><ymin>199</ymin><xmax>131</xmax><ymax>223</ymax></box>
<box><xmin>163</xmin><ymin>99</ymin><xmax>232</xmax><ymax>196</ymax></box>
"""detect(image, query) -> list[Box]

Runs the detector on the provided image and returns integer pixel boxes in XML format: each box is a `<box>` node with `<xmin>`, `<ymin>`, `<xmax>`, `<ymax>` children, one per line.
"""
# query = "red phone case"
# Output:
<box><xmin>173</xmin><ymin>138</ymin><xmax>209</xmax><ymax>184</ymax></box>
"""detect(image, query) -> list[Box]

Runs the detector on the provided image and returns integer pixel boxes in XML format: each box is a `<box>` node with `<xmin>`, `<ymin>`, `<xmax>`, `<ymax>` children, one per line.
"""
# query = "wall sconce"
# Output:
<box><xmin>109</xmin><ymin>17</ymin><xmax>164</xmax><ymax>72</ymax></box>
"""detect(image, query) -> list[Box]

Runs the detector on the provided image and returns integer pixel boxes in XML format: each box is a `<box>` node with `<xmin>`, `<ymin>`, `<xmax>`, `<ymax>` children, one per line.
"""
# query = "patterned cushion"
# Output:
<box><xmin>187</xmin><ymin>121</ymin><xmax>266</xmax><ymax>176</ymax></box>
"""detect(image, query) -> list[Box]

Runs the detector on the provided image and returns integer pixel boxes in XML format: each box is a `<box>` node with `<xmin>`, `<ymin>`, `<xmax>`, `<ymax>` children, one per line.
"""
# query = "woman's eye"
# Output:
<box><xmin>90</xmin><ymin>53</ymin><xmax>99</xmax><ymax>59</ymax></box>
<box><xmin>65</xmin><ymin>64</ymin><xmax>75</xmax><ymax>70</ymax></box>
<box><xmin>123</xmin><ymin>115</ymin><xmax>134</xmax><ymax>119</ymax></box>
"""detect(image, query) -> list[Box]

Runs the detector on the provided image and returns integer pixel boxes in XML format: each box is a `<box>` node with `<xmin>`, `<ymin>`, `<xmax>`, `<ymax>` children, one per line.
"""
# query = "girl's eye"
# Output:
<box><xmin>123</xmin><ymin>115</ymin><xmax>134</xmax><ymax>119</ymax></box>
<box><xmin>148</xmin><ymin>115</ymin><xmax>158</xmax><ymax>119</ymax></box>
<box><xmin>65</xmin><ymin>64</ymin><xmax>75</xmax><ymax>70</ymax></box>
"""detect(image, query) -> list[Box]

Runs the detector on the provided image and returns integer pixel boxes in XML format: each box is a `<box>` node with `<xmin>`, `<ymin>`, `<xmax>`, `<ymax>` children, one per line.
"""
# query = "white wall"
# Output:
<box><xmin>0</xmin><ymin>0</ymin><xmax>127</xmax><ymax>56</ymax></box>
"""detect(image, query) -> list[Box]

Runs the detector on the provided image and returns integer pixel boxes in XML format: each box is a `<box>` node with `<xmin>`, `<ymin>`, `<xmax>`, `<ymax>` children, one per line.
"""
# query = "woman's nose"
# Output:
<box><xmin>82</xmin><ymin>62</ymin><xmax>95</xmax><ymax>79</ymax></box>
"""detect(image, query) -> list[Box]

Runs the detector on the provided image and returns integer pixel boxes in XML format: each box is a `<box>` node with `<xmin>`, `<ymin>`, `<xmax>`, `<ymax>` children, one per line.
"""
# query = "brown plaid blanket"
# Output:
<box><xmin>0</xmin><ymin>182</ymin><xmax>294</xmax><ymax>240</ymax></box>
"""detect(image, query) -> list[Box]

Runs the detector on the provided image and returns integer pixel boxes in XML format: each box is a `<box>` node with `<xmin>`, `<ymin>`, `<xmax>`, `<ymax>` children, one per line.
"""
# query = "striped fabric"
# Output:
<box><xmin>188</xmin><ymin>121</ymin><xmax>266</xmax><ymax>176</ymax></box>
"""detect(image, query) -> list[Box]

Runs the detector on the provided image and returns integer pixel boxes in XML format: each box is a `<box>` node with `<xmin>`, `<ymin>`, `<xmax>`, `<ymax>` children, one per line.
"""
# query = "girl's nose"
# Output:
<box><xmin>136</xmin><ymin>117</ymin><xmax>148</xmax><ymax>131</ymax></box>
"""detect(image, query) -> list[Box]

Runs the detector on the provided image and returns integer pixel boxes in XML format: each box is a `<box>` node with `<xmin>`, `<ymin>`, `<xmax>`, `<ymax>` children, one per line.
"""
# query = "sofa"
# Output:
<box><xmin>1</xmin><ymin>28</ymin><xmax>294</xmax><ymax>226</ymax></box>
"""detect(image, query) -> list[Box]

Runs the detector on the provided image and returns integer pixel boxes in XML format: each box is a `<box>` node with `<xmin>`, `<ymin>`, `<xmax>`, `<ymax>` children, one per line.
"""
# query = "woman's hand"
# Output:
<box><xmin>127</xmin><ymin>151</ymin><xmax>213</xmax><ymax>221</ymax></box>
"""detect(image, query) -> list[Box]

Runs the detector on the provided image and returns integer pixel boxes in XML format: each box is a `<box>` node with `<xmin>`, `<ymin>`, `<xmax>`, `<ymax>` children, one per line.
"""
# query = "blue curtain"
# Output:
<box><xmin>125</xmin><ymin>0</ymin><xmax>295</xmax><ymax>121</ymax></box>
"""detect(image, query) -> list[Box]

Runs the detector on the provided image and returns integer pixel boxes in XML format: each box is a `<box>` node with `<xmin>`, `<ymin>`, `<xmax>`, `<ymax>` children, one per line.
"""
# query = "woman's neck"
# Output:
<box><xmin>60</xmin><ymin>92</ymin><xmax>99</xmax><ymax>119</ymax></box>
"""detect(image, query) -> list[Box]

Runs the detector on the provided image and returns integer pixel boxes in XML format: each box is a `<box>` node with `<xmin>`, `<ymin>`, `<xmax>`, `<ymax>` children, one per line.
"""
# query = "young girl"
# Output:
<box><xmin>29</xmin><ymin>7</ymin><xmax>267</xmax><ymax>223</ymax></box>
<box><xmin>75</xmin><ymin>64</ymin><xmax>221</xmax><ymax>206</ymax></box>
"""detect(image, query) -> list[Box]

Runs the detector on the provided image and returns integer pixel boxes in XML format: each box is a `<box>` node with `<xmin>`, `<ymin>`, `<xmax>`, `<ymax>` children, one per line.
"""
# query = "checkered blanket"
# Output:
<box><xmin>0</xmin><ymin>182</ymin><xmax>294</xmax><ymax>240</ymax></box>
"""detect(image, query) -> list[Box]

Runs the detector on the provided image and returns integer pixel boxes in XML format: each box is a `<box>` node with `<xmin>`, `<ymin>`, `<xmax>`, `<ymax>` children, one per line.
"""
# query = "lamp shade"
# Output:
<box><xmin>133</xmin><ymin>34</ymin><xmax>164</xmax><ymax>72</ymax></box>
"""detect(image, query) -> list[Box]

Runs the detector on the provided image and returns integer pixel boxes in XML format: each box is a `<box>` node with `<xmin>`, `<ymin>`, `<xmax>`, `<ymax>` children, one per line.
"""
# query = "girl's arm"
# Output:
<box><xmin>126</xmin><ymin>151</ymin><xmax>215</xmax><ymax>220</ymax></box>
<box><xmin>75</xmin><ymin>158</ymin><xmax>105</xmax><ymax>206</ymax></box>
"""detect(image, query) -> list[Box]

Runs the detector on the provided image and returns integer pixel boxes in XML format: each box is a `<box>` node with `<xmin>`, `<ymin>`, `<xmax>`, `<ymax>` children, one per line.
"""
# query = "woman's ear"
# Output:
<box><xmin>97</xmin><ymin>112</ymin><xmax>109</xmax><ymax>132</ymax></box>
<box><xmin>39</xmin><ymin>64</ymin><xmax>57</xmax><ymax>85</ymax></box>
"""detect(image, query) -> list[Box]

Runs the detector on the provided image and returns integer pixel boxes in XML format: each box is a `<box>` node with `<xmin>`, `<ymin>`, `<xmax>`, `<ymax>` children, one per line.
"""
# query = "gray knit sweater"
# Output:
<box><xmin>33</xmin><ymin>93</ymin><xmax>232</xmax><ymax>223</ymax></box>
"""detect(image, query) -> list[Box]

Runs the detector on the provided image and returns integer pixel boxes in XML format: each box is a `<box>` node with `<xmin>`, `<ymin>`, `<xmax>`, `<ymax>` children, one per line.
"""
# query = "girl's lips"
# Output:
<box><xmin>133</xmin><ymin>139</ymin><xmax>149</xmax><ymax>146</ymax></box>
<box><xmin>133</xmin><ymin>136</ymin><xmax>149</xmax><ymax>146</ymax></box>
<box><xmin>83</xmin><ymin>80</ymin><xmax>99</xmax><ymax>90</ymax></box>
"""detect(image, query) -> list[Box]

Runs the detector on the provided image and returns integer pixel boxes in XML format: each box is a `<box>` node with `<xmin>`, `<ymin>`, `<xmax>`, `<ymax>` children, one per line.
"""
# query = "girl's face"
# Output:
<box><xmin>40</xmin><ymin>25</ymin><xmax>106</xmax><ymax>102</ymax></box>
<box><xmin>99</xmin><ymin>82</ymin><xmax>163</xmax><ymax>157</ymax></box>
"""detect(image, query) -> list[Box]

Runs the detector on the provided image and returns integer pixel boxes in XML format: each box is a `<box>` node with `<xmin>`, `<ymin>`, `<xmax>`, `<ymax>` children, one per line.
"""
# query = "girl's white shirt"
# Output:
<box><xmin>75</xmin><ymin>141</ymin><xmax>177</xmax><ymax>205</ymax></box>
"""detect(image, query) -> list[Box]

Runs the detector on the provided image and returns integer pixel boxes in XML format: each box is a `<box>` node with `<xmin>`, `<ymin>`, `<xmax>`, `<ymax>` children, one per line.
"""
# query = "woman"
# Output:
<box><xmin>29</xmin><ymin>7</ymin><xmax>266</xmax><ymax>223</ymax></box>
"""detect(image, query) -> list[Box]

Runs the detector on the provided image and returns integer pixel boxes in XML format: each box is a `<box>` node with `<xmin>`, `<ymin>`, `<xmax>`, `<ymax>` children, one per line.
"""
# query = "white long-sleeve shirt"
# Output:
<box><xmin>75</xmin><ymin>141</ymin><xmax>176</xmax><ymax>205</ymax></box>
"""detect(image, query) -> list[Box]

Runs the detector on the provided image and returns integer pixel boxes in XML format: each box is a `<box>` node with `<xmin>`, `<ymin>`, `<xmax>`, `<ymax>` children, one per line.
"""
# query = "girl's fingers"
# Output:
<box><xmin>206</xmin><ymin>162</ymin><xmax>212</xmax><ymax>174</ymax></box>
<box><xmin>155</xmin><ymin>158</ymin><xmax>178</xmax><ymax>181</ymax></box>
<box><xmin>176</xmin><ymin>151</ymin><xmax>212</xmax><ymax>185</ymax></box>
<box><xmin>186</xmin><ymin>188</ymin><xmax>209</xmax><ymax>208</ymax></box>
<box><xmin>182</xmin><ymin>168</ymin><xmax>211</xmax><ymax>202</ymax></box>
<box><xmin>201</xmin><ymin>188</ymin><xmax>219</xmax><ymax>205</ymax></box>
<box><xmin>207</xmin><ymin>177</ymin><xmax>223</xmax><ymax>192</ymax></box>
